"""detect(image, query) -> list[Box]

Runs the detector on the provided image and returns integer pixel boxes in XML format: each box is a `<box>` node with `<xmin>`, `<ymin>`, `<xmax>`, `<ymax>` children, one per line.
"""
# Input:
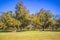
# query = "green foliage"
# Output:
<box><xmin>15</xmin><ymin>1</ymin><xmax>31</xmax><ymax>29</ymax></box>
<box><xmin>0</xmin><ymin>22</ymin><xmax>6</xmax><ymax>29</ymax></box>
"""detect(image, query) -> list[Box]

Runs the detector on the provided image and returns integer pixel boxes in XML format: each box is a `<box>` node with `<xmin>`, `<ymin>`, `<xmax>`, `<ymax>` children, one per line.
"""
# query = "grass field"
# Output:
<box><xmin>0</xmin><ymin>31</ymin><xmax>60</xmax><ymax>40</ymax></box>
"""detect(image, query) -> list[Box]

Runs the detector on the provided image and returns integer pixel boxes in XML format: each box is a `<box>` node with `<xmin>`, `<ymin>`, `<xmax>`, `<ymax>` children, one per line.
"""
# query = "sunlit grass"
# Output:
<box><xmin>0</xmin><ymin>31</ymin><xmax>60</xmax><ymax>40</ymax></box>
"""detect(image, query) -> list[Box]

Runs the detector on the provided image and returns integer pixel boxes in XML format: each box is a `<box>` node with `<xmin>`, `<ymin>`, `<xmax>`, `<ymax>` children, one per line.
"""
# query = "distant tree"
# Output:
<box><xmin>31</xmin><ymin>14</ymin><xmax>42</xmax><ymax>30</ymax></box>
<box><xmin>0</xmin><ymin>12</ymin><xmax>12</xmax><ymax>31</ymax></box>
<box><xmin>1</xmin><ymin>11</ymin><xmax>21</xmax><ymax>32</ymax></box>
<box><xmin>38</xmin><ymin>9</ymin><xmax>53</xmax><ymax>31</ymax></box>
<box><xmin>15</xmin><ymin>1</ymin><xmax>31</xmax><ymax>30</ymax></box>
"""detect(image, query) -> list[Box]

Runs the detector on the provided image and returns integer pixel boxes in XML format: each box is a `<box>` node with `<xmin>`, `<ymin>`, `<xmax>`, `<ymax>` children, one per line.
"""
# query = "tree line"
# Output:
<box><xmin>0</xmin><ymin>1</ymin><xmax>60</xmax><ymax>32</ymax></box>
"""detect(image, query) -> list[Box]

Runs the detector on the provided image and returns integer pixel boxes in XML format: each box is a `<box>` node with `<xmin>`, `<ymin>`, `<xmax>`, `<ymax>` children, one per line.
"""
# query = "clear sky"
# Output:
<box><xmin>0</xmin><ymin>0</ymin><xmax>60</xmax><ymax>15</ymax></box>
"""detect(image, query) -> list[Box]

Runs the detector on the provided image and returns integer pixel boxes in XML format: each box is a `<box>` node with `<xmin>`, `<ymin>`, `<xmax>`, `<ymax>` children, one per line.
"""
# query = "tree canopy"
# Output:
<box><xmin>0</xmin><ymin>1</ymin><xmax>60</xmax><ymax>32</ymax></box>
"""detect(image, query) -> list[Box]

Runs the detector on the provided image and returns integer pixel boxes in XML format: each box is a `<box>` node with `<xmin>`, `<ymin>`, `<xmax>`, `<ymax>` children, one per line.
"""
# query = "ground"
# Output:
<box><xmin>0</xmin><ymin>31</ymin><xmax>60</xmax><ymax>40</ymax></box>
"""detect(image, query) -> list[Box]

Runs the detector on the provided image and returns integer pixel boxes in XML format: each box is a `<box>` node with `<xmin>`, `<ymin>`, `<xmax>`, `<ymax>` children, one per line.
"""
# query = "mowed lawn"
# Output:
<box><xmin>0</xmin><ymin>31</ymin><xmax>60</xmax><ymax>40</ymax></box>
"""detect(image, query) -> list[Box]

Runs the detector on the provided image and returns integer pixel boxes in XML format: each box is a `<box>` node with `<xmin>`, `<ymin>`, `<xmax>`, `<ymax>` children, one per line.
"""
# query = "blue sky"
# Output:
<box><xmin>0</xmin><ymin>0</ymin><xmax>60</xmax><ymax>15</ymax></box>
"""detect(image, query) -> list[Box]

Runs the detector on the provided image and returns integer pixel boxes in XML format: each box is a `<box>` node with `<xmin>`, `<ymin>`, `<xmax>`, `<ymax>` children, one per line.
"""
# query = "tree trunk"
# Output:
<box><xmin>12</xmin><ymin>27</ymin><xmax>17</xmax><ymax>32</ymax></box>
<box><xmin>42</xmin><ymin>26</ymin><xmax>45</xmax><ymax>31</ymax></box>
<box><xmin>51</xmin><ymin>25</ymin><xmax>54</xmax><ymax>31</ymax></box>
<box><xmin>20</xmin><ymin>27</ymin><xmax>22</xmax><ymax>31</ymax></box>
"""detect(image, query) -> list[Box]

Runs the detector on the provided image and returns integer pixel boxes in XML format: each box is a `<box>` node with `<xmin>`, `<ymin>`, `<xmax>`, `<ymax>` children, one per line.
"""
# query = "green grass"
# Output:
<box><xmin>0</xmin><ymin>31</ymin><xmax>60</xmax><ymax>40</ymax></box>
